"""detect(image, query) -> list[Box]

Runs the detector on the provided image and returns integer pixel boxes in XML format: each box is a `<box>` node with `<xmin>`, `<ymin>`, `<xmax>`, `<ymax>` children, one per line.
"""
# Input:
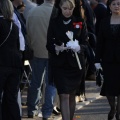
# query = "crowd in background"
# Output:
<box><xmin>0</xmin><ymin>0</ymin><xmax>120</xmax><ymax>120</ymax></box>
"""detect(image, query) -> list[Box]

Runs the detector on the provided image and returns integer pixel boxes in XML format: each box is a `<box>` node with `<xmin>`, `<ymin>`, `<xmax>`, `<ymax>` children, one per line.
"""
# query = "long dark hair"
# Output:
<box><xmin>73</xmin><ymin>0</ymin><xmax>81</xmax><ymax>17</ymax></box>
<box><xmin>54</xmin><ymin>0</ymin><xmax>61</xmax><ymax>16</ymax></box>
<box><xmin>106</xmin><ymin>0</ymin><xmax>113</xmax><ymax>16</ymax></box>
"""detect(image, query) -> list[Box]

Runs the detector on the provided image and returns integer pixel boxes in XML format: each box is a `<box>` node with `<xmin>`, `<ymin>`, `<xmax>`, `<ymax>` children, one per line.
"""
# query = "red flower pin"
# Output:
<box><xmin>73</xmin><ymin>22</ymin><xmax>82</xmax><ymax>29</ymax></box>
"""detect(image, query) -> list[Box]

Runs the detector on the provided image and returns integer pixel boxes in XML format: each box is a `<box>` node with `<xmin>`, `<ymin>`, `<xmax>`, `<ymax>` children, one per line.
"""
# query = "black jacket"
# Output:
<box><xmin>95</xmin><ymin>16</ymin><xmax>120</xmax><ymax>63</ymax></box>
<box><xmin>46</xmin><ymin>15</ymin><xmax>88</xmax><ymax>68</ymax></box>
<box><xmin>0</xmin><ymin>17</ymin><xmax>22</xmax><ymax>68</ymax></box>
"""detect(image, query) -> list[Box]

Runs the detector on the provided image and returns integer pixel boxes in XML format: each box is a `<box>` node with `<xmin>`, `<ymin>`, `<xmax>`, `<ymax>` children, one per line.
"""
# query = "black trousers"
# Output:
<box><xmin>0</xmin><ymin>67</ymin><xmax>21</xmax><ymax>120</ymax></box>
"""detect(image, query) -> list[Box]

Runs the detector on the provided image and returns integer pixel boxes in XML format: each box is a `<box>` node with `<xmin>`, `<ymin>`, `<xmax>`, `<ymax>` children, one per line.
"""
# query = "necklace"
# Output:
<box><xmin>63</xmin><ymin>19</ymin><xmax>71</xmax><ymax>25</ymax></box>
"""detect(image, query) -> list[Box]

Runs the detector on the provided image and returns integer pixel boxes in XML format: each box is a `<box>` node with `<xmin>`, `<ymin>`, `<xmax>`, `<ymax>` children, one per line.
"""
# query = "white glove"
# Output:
<box><xmin>54</xmin><ymin>43</ymin><xmax>67</xmax><ymax>55</ymax></box>
<box><xmin>66</xmin><ymin>39</ymin><xmax>80</xmax><ymax>53</ymax></box>
<box><xmin>95</xmin><ymin>63</ymin><xmax>102</xmax><ymax>70</ymax></box>
<box><xmin>72</xmin><ymin>45</ymin><xmax>80</xmax><ymax>52</ymax></box>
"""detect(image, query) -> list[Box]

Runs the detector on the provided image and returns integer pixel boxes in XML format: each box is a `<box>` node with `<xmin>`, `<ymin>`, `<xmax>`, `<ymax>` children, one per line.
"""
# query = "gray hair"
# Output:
<box><xmin>0</xmin><ymin>0</ymin><xmax>14</xmax><ymax>20</ymax></box>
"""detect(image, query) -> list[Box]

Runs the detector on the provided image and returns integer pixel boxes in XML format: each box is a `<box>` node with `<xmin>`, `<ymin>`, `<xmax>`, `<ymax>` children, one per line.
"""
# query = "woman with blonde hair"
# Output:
<box><xmin>47</xmin><ymin>0</ymin><xmax>88</xmax><ymax>120</ymax></box>
<box><xmin>0</xmin><ymin>0</ymin><xmax>22</xmax><ymax>120</ymax></box>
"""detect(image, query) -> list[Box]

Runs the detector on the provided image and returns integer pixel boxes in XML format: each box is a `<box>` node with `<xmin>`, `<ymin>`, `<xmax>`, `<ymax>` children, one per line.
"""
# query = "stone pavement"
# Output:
<box><xmin>76</xmin><ymin>81</ymin><xmax>102</xmax><ymax>110</ymax></box>
<box><xmin>75</xmin><ymin>97</ymin><xmax>112</xmax><ymax>120</ymax></box>
<box><xmin>21</xmin><ymin>81</ymin><xmax>102</xmax><ymax>120</ymax></box>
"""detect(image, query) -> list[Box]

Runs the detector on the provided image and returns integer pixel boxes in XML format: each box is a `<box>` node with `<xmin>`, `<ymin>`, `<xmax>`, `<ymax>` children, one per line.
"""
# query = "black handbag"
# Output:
<box><xmin>96</xmin><ymin>69</ymin><xmax>103</xmax><ymax>87</ymax></box>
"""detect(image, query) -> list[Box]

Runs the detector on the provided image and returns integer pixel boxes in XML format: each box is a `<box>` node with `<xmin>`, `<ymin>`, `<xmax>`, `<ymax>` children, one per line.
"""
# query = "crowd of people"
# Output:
<box><xmin>0</xmin><ymin>0</ymin><xmax>120</xmax><ymax>120</ymax></box>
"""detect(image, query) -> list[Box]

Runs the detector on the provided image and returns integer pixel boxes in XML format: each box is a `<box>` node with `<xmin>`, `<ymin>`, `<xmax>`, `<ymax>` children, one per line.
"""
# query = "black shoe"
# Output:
<box><xmin>52</xmin><ymin>109</ymin><xmax>60</xmax><ymax>115</ymax></box>
<box><xmin>56</xmin><ymin>107</ymin><xmax>61</xmax><ymax>112</ymax></box>
<box><xmin>108</xmin><ymin>110</ymin><xmax>115</xmax><ymax>120</ymax></box>
<box><xmin>42</xmin><ymin>118</ymin><xmax>48</xmax><ymax>120</ymax></box>
<box><xmin>116</xmin><ymin>113</ymin><xmax>120</xmax><ymax>120</ymax></box>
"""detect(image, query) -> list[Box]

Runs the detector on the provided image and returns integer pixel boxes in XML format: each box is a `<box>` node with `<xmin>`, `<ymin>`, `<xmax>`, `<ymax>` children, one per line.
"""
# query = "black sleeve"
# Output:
<box><xmin>46</xmin><ymin>20</ymin><xmax>57</xmax><ymax>55</ymax></box>
<box><xmin>79</xmin><ymin>20</ymin><xmax>89</xmax><ymax>50</ymax></box>
<box><xmin>0</xmin><ymin>20</ymin><xmax>8</xmax><ymax>45</ymax></box>
<box><xmin>95</xmin><ymin>20</ymin><xmax>104</xmax><ymax>63</ymax></box>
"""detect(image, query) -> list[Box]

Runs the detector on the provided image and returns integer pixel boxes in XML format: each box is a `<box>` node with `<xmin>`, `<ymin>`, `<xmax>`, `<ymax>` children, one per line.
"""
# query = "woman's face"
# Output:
<box><xmin>109</xmin><ymin>0</ymin><xmax>120</xmax><ymax>15</ymax></box>
<box><xmin>60</xmin><ymin>1</ymin><xmax>74</xmax><ymax>18</ymax></box>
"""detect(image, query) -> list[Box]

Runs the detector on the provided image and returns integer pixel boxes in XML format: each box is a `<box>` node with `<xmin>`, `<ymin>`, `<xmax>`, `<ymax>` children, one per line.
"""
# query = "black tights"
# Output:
<box><xmin>59</xmin><ymin>94</ymin><xmax>76</xmax><ymax>120</ymax></box>
<box><xmin>107</xmin><ymin>96</ymin><xmax>120</xmax><ymax>114</ymax></box>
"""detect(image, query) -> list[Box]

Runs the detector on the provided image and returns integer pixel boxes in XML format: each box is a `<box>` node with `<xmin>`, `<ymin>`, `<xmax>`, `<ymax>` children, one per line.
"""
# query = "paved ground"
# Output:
<box><xmin>21</xmin><ymin>81</ymin><xmax>102</xmax><ymax>120</ymax></box>
<box><xmin>74</xmin><ymin>96</ymin><xmax>117</xmax><ymax>120</ymax></box>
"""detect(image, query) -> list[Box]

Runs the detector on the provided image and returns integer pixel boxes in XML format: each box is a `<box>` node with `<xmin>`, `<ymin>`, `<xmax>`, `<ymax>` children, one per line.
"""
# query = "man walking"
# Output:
<box><xmin>26</xmin><ymin>0</ymin><xmax>56</xmax><ymax>120</ymax></box>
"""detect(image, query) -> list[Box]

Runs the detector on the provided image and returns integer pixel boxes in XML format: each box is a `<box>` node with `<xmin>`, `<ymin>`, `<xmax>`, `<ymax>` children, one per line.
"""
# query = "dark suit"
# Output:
<box><xmin>14</xmin><ymin>6</ymin><xmax>26</xmax><ymax>39</ymax></box>
<box><xmin>0</xmin><ymin>18</ymin><xmax>22</xmax><ymax>120</ymax></box>
<box><xmin>95</xmin><ymin>16</ymin><xmax>120</xmax><ymax>96</ymax></box>
<box><xmin>47</xmin><ymin>15</ymin><xmax>88</xmax><ymax>68</ymax></box>
<box><xmin>94</xmin><ymin>3</ymin><xmax>107</xmax><ymax>36</ymax></box>
<box><xmin>95</xmin><ymin>16</ymin><xmax>120</xmax><ymax>63</ymax></box>
<box><xmin>46</xmin><ymin>15</ymin><xmax>88</xmax><ymax>94</ymax></box>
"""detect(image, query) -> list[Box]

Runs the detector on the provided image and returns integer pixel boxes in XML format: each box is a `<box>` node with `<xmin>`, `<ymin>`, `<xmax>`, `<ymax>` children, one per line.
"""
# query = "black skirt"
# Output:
<box><xmin>53</xmin><ymin>65</ymin><xmax>84</xmax><ymax>94</ymax></box>
<box><xmin>100</xmin><ymin>63</ymin><xmax>120</xmax><ymax>96</ymax></box>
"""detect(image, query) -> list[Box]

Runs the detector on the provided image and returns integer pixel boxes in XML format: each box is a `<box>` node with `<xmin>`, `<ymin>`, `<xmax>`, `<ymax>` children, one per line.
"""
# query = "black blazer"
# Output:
<box><xmin>0</xmin><ymin>17</ymin><xmax>22</xmax><ymax>68</ymax></box>
<box><xmin>94</xmin><ymin>3</ymin><xmax>107</xmax><ymax>36</ymax></box>
<box><xmin>95</xmin><ymin>16</ymin><xmax>120</xmax><ymax>63</ymax></box>
<box><xmin>46</xmin><ymin>15</ymin><xmax>88</xmax><ymax>68</ymax></box>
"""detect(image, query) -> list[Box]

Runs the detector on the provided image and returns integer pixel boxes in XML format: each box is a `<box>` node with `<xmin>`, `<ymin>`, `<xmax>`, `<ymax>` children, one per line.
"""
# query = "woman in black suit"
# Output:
<box><xmin>46</xmin><ymin>0</ymin><xmax>88</xmax><ymax>120</ymax></box>
<box><xmin>95</xmin><ymin>0</ymin><xmax>120</xmax><ymax>119</ymax></box>
<box><xmin>0</xmin><ymin>0</ymin><xmax>22</xmax><ymax>120</ymax></box>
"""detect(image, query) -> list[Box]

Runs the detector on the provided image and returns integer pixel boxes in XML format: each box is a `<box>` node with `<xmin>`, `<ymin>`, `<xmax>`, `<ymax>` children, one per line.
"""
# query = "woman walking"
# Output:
<box><xmin>46</xmin><ymin>0</ymin><xmax>88</xmax><ymax>119</ymax></box>
<box><xmin>95</xmin><ymin>0</ymin><xmax>120</xmax><ymax>119</ymax></box>
<box><xmin>0</xmin><ymin>0</ymin><xmax>22</xmax><ymax>120</ymax></box>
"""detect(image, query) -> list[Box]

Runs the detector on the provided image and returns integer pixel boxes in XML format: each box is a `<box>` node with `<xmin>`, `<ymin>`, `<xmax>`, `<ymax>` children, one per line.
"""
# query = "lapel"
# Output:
<box><xmin>14</xmin><ymin>6</ymin><xmax>26</xmax><ymax>37</ymax></box>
